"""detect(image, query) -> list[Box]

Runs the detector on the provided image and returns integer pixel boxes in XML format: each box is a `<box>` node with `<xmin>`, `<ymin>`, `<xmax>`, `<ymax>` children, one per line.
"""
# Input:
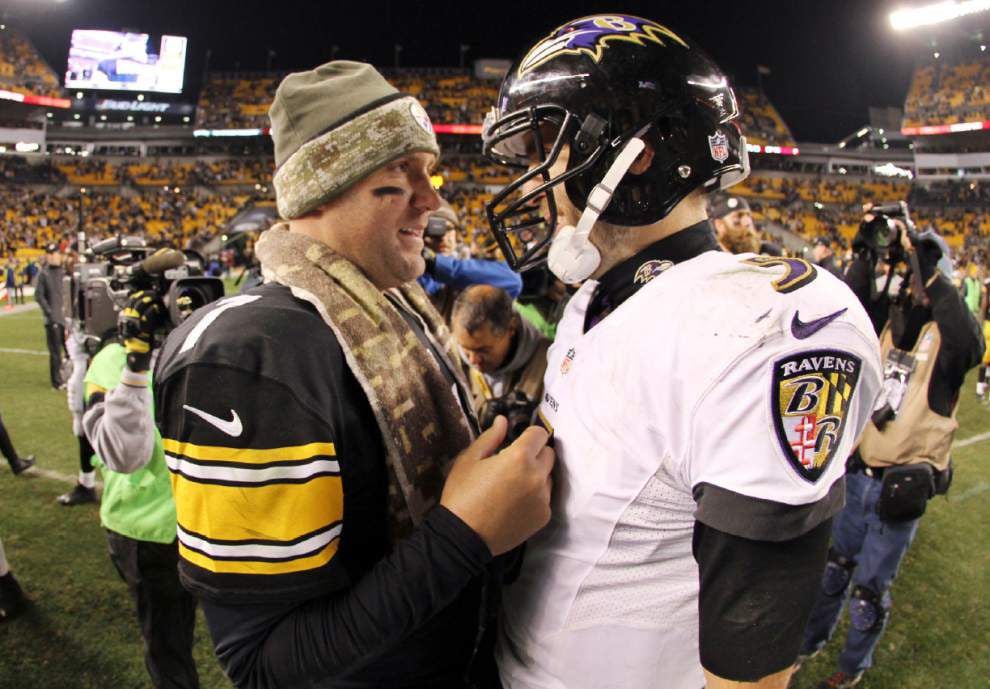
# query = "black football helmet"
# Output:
<box><xmin>482</xmin><ymin>14</ymin><xmax>750</xmax><ymax>271</ymax></box>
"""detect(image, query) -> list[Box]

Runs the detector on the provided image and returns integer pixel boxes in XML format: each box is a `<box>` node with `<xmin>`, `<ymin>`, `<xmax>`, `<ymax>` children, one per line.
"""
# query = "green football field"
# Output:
<box><xmin>0</xmin><ymin>304</ymin><xmax>987</xmax><ymax>689</ymax></box>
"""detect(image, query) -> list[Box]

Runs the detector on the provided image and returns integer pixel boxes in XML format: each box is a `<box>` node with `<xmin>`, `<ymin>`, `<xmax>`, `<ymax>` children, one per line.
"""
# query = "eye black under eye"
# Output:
<box><xmin>372</xmin><ymin>186</ymin><xmax>405</xmax><ymax>197</ymax></box>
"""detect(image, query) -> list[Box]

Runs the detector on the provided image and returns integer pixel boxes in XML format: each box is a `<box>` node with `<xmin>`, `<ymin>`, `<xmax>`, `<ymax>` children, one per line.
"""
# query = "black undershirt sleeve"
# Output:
<box><xmin>692</xmin><ymin>517</ymin><xmax>832</xmax><ymax>682</ymax></box>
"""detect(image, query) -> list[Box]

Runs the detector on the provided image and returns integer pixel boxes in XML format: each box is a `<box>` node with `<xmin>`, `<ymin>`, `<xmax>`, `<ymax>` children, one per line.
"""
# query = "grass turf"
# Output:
<box><xmin>1</xmin><ymin>304</ymin><xmax>988</xmax><ymax>688</ymax></box>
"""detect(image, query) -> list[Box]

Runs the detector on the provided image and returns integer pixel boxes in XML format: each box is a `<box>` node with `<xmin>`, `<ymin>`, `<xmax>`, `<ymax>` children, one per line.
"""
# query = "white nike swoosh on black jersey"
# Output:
<box><xmin>182</xmin><ymin>405</ymin><xmax>243</xmax><ymax>437</ymax></box>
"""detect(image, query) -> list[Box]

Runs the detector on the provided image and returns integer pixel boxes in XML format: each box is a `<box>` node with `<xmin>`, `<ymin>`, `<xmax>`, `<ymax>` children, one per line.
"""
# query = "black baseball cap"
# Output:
<box><xmin>709</xmin><ymin>195</ymin><xmax>751</xmax><ymax>219</ymax></box>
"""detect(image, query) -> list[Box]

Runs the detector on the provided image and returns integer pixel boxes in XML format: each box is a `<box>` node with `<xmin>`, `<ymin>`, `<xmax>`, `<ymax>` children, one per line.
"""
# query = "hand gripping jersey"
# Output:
<box><xmin>496</xmin><ymin>251</ymin><xmax>882</xmax><ymax>689</ymax></box>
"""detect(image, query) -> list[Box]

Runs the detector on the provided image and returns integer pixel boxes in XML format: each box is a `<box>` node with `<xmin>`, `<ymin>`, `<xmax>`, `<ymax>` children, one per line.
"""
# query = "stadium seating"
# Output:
<box><xmin>4</xmin><ymin>152</ymin><xmax>988</xmax><ymax>265</ymax></box>
<box><xmin>903</xmin><ymin>54</ymin><xmax>990</xmax><ymax>127</ymax></box>
<box><xmin>53</xmin><ymin>157</ymin><xmax>273</xmax><ymax>187</ymax></box>
<box><xmin>0</xmin><ymin>27</ymin><xmax>63</xmax><ymax>99</ymax></box>
<box><xmin>195</xmin><ymin>73</ymin><xmax>283</xmax><ymax>129</ymax></box>
<box><xmin>736</xmin><ymin>87</ymin><xmax>797</xmax><ymax>147</ymax></box>
<box><xmin>195</xmin><ymin>68</ymin><xmax>500</xmax><ymax>130</ymax></box>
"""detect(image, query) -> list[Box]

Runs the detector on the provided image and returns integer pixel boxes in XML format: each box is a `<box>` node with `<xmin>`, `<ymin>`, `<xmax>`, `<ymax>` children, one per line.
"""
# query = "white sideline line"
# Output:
<box><xmin>954</xmin><ymin>482</ymin><xmax>990</xmax><ymax>502</ymax></box>
<box><xmin>952</xmin><ymin>430</ymin><xmax>990</xmax><ymax>449</ymax></box>
<box><xmin>0</xmin><ymin>347</ymin><xmax>47</xmax><ymax>356</ymax></box>
<box><xmin>0</xmin><ymin>302</ymin><xmax>39</xmax><ymax>317</ymax></box>
<box><xmin>23</xmin><ymin>466</ymin><xmax>102</xmax><ymax>489</ymax></box>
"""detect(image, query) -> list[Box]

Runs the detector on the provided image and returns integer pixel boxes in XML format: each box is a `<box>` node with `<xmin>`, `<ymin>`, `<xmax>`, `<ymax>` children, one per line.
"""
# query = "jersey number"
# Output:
<box><xmin>742</xmin><ymin>256</ymin><xmax>818</xmax><ymax>294</ymax></box>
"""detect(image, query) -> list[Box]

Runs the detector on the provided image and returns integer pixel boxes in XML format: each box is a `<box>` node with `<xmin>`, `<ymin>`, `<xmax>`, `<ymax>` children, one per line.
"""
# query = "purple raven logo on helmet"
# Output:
<box><xmin>517</xmin><ymin>15</ymin><xmax>689</xmax><ymax>77</ymax></box>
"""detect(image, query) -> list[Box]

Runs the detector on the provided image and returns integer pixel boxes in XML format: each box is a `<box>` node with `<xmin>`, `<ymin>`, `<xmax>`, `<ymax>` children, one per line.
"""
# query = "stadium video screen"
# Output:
<box><xmin>65</xmin><ymin>30</ymin><xmax>187</xmax><ymax>94</ymax></box>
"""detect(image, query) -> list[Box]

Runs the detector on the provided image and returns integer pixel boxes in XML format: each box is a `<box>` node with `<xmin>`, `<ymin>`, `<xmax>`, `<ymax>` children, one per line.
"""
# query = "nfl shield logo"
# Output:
<box><xmin>561</xmin><ymin>347</ymin><xmax>575</xmax><ymax>375</ymax></box>
<box><xmin>708</xmin><ymin>131</ymin><xmax>729</xmax><ymax>163</ymax></box>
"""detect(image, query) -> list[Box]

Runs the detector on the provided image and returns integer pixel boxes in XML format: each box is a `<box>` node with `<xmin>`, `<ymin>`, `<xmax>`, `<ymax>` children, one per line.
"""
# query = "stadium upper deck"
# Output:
<box><xmin>0</xmin><ymin>27</ymin><xmax>62</xmax><ymax>100</ymax></box>
<box><xmin>903</xmin><ymin>53</ymin><xmax>990</xmax><ymax>128</ymax></box>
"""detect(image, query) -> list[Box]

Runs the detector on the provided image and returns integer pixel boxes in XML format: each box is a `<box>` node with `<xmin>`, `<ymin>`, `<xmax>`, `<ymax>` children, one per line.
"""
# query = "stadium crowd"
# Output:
<box><xmin>3</xmin><ymin>154</ymin><xmax>989</xmax><ymax>265</ymax></box>
<box><xmin>0</xmin><ymin>26</ymin><xmax>63</xmax><ymax>99</ymax></box>
<box><xmin>903</xmin><ymin>53</ymin><xmax>990</xmax><ymax>127</ymax></box>
<box><xmin>736</xmin><ymin>87</ymin><xmax>797</xmax><ymax>147</ymax></box>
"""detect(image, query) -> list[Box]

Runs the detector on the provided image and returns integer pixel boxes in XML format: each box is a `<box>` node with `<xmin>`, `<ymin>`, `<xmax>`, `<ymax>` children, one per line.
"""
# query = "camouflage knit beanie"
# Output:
<box><xmin>269</xmin><ymin>61</ymin><xmax>439</xmax><ymax>219</ymax></box>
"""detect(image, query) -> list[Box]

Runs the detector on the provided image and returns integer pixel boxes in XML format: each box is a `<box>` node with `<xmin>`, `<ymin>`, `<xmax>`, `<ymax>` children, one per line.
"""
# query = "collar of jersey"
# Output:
<box><xmin>584</xmin><ymin>220</ymin><xmax>721</xmax><ymax>332</ymax></box>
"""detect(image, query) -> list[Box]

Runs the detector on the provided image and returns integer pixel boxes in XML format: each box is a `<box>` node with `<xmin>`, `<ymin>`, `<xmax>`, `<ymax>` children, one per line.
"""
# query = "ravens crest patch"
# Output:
<box><xmin>772</xmin><ymin>350</ymin><xmax>862</xmax><ymax>483</ymax></box>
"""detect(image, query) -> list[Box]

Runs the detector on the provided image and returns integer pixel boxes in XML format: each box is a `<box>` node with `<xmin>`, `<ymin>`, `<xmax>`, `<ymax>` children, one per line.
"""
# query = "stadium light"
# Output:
<box><xmin>890</xmin><ymin>1</ymin><xmax>990</xmax><ymax>31</ymax></box>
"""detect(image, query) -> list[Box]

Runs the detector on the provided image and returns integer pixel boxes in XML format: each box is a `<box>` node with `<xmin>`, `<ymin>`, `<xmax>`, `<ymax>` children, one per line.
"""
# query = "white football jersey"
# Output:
<box><xmin>497</xmin><ymin>251</ymin><xmax>882</xmax><ymax>689</ymax></box>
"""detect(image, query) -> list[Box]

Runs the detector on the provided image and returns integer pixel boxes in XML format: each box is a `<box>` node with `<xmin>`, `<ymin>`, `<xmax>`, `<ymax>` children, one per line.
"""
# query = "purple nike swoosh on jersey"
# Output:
<box><xmin>791</xmin><ymin>308</ymin><xmax>848</xmax><ymax>339</ymax></box>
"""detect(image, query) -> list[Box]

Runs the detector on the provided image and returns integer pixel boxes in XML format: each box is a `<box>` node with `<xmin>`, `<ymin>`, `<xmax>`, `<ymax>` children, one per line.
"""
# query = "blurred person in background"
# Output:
<box><xmin>796</xmin><ymin>210</ymin><xmax>982</xmax><ymax>689</ymax></box>
<box><xmin>3</xmin><ymin>257</ymin><xmax>16</xmax><ymax>309</ymax></box>
<box><xmin>710</xmin><ymin>195</ymin><xmax>781</xmax><ymax>255</ymax></box>
<box><xmin>514</xmin><ymin>266</ymin><xmax>569</xmax><ymax>340</ymax></box>
<box><xmin>419</xmin><ymin>199</ymin><xmax>523</xmax><ymax>321</ymax></box>
<box><xmin>0</xmin><ymin>406</ymin><xmax>35</xmax><ymax>475</ymax></box>
<box><xmin>812</xmin><ymin>236</ymin><xmax>843</xmax><ymax>279</ymax></box>
<box><xmin>0</xmin><ymin>536</ymin><xmax>28</xmax><ymax>621</ymax></box>
<box><xmin>34</xmin><ymin>243</ymin><xmax>68</xmax><ymax>389</ymax></box>
<box><xmin>451</xmin><ymin>284</ymin><xmax>550</xmax><ymax>440</ymax></box>
<box><xmin>79</xmin><ymin>267</ymin><xmax>211</xmax><ymax>688</ymax></box>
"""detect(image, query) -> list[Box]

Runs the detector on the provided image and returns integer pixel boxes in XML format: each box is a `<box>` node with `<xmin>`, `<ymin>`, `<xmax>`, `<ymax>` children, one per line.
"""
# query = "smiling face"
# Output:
<box><xmin>300</xmin><ymin>151</ymin><xmax>441</xmax><ymax>289</ymax></box>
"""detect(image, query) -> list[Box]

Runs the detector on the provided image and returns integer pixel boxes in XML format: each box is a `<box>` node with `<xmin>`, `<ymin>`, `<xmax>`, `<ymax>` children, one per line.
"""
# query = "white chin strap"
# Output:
<box><xmin>547</xmin><ymin>137</ymin><xmax>646</xmax><ymax>284</ymax></box>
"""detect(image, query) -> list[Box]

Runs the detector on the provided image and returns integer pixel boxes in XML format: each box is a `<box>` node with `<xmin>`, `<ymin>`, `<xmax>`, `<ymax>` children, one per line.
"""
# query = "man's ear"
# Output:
<box><xmin>629</xmin><ymin>142</ymin><xmax>656</xmax><ymax>175</ymax></box>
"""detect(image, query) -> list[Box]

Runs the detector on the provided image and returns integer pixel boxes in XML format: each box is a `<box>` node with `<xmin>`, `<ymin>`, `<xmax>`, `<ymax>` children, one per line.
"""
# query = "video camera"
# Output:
<box><xmin>855</xmin><ymin>201</ymin><xmax>937</xmax><ymax>307</ymax></box>
<box><xmin>478</xmin><ymin>389</ymin><xmax>538</xmax><ymax>448</ymax></box>
<box><xmin>64</xmin><ymin>235</ymin><xmax>224</xmax><ymax>350</ymax></box>
<box><xmin>855</xmin><ymin>201</ymin><xmax>917</xmax><ymax>265</ymax></box>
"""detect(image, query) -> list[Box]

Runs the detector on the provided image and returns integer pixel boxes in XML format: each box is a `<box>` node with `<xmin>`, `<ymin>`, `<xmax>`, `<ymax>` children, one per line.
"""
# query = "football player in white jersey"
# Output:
<box><xmin>481</xmin><ymin>14</ymin><xmax>884</xmax><ymax>689</ymax></box>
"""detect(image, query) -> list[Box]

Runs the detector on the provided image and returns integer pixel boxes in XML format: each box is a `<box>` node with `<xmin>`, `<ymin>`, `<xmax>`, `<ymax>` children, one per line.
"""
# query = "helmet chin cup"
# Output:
<box><xmin>547</xmin><ymin>136</ymin><xmax>647</xmax><ymax>284</ymax></box>
<box><xmin>548</xmin><ymin>224</ymin><xmax>601</xmax><ymax>283</ymax></box>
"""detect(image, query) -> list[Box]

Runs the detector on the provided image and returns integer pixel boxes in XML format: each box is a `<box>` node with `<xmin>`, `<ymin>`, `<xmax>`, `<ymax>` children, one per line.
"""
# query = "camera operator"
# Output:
<box><xmin>797</xmin><ymin>204</ymin><xmax>983</xmax><ymax>689</ymax></box>
<box><xmin>59</xmin><ymin>241</ymin><xmax>100</xmax><ymax>506</ymax></box>
<box><xmin>74</xmin><ymin>245</ymin><xmax>221</xmax><ymax>689</ymax></box>
<box><xmin>451</xmin><ymin>285</ymin><xmax>550</xmax><ymax>443</ymax></box>
<box><xmin>419</xmin><ymin>200</ymin><xmax>523</xmax><ymax>321</ymax></box>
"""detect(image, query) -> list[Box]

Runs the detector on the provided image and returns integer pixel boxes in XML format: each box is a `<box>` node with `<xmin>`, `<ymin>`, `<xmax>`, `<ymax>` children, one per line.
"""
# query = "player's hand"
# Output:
<box><xmin>440</xmin><ymin>416</ymin><xmax>555</xmax><ymax>556</ymax></box>
<box><xmin>118</xmin><ymin>290</ymin><xmax>166</xmax><ymax>372</ymax></box>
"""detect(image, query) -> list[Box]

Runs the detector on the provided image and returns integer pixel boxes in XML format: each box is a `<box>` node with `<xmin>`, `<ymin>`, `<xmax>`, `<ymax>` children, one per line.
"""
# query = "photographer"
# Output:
<box><xmin>451</xmin><ymin>285</ymin><xmax>550</xmax><ymax>441</ymax></box>
<box><xmin>419</xmin><ymin>201</ymin><xmax>523</xmax><ymax>321</ymax></box>
<box><xmin>797</xmin><ymin>204</ymin><xmax>983</xmax><ymax>689</ymax></box>
<box><xmin>75</xmin><ymin>245</ymin><xmax>220</xmax><ymax>689</ymax></box>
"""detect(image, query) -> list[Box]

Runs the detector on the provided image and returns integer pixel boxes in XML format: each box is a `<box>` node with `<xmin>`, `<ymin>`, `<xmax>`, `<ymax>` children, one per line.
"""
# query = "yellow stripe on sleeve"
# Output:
<box><xmin>171</xmin><ymin>473</ymin><xmax>343</xmax><ymax>543</ymax></box>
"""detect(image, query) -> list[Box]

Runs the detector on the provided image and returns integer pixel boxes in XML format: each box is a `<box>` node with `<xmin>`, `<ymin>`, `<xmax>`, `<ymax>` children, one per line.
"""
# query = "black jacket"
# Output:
<box><xmin>35</xmin><ymin>264</ymin><xmax>64</xmax><ymax>325</ymax></box>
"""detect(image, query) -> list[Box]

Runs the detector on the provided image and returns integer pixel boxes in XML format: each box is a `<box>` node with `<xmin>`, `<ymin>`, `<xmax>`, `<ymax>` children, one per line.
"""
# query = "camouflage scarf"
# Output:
<box><xmin>256</xmin><ymin>224</ymin><xmax>476</xmax><ymax>537</ymax></box>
